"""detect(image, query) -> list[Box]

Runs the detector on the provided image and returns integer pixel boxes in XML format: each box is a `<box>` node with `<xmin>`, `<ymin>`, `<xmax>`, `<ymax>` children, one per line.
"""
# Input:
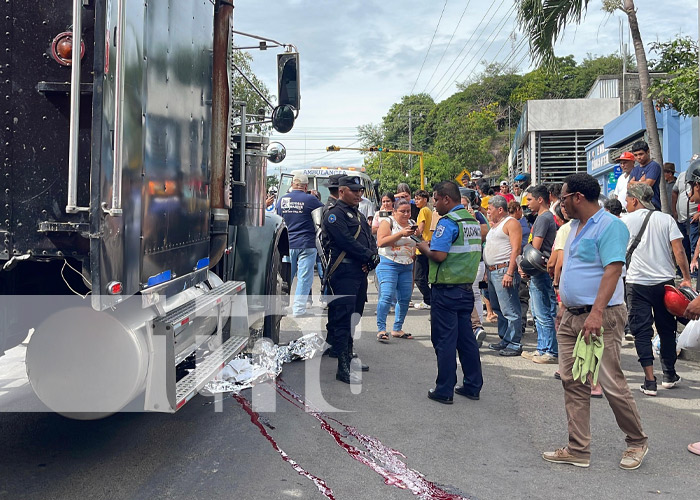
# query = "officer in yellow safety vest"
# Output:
<box><xmin>417</xmin><ymin>181</ymin><xmax>483</xmax><ymax>404</ymax></box>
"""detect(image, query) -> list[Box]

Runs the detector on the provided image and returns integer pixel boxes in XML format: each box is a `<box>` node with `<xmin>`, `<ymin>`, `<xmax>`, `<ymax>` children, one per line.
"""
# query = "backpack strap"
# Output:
<box><xmin>626</xmin><ymin>209</ymin><xmax>654</xmax><ymax>268</ymax></box>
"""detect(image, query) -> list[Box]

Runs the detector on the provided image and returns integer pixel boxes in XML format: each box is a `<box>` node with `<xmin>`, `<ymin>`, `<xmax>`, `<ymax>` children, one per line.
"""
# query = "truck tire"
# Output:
<box><xmin>263</xmin><ymin>243</ymin><xmax>289</xmax><ymax>344</ymax></box>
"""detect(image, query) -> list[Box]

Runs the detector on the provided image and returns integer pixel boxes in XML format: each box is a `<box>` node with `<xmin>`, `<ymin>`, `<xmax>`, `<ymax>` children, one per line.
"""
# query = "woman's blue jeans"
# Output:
<box><xmin>376</xmin><ymin>256</ymin><xmax>414</xmax><ymax>332</ymax></box>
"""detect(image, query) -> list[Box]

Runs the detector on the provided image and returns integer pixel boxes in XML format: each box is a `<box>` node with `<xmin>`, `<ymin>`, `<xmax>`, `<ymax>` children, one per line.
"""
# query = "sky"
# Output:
<box><xmin>233</xmin><ymin>0</ymin><xmax>699</xmax><ymax>177</ymax></box>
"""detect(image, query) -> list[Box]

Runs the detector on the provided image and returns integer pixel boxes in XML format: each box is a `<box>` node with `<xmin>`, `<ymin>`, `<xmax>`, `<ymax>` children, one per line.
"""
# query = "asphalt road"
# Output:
<box><xmin>1</xmin><ymin>276</ymin><xmax>700</xmax><ymax>500</ymax></box>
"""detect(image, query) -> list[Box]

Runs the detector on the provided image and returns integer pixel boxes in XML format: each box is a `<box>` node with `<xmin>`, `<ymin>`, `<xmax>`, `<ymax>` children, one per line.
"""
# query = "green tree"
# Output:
<box><xmin>231</xmin><ymin>50</ymin><xmax>273</xmax><ymax>134</ymax></box>
<box><xmin>649</xmin><ymin>36</ymin><xmax>699</xmax><ymax>117</ymax></box>
<box><xmin>516</xmin><ymin>0</ymin><xmax>670</xmax><ymax>213</ymax></box>
<box><xmin>381</xmin><ymin>93</ymin><xmax>436</xmax><ymax>151</ymax></box>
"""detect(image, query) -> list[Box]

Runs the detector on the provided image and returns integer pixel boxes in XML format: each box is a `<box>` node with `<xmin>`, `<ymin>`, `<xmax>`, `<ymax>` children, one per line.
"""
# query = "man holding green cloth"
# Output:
<box><xmin>417</xmin><ymin>181</ymin><xmax>483</xmax><ymax>404</ymax></box>
<box><xmin>544</xmin><ymin>173</ymin><xmax>648</xmax><ymax>470</ymax></box>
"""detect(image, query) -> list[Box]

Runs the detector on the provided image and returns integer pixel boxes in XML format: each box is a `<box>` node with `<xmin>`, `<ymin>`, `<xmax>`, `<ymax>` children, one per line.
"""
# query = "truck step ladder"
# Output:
<box><xmin>146</xmin><ymin>280</ymin><xmax>249</xmax><ymax>412</ymax></box>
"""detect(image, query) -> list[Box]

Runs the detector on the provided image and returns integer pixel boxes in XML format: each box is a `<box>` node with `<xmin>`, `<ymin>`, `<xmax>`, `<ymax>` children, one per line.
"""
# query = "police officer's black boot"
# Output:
<box><xmin>336</xmin><ymin>351</ymin><xmax>361</xmax><ymax>384</ymax></box>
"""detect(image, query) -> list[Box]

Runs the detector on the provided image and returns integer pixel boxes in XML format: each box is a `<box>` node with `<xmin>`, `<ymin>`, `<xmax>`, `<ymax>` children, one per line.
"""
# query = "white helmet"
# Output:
<box><xmin>471</xmin><ymin>170</ymin><xmax>483</xmax><ymax>179</ymax></box>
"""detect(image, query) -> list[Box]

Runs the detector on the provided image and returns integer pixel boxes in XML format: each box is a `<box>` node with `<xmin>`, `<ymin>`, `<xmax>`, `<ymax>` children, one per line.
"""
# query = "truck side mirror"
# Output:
<box><xmin>271</xmin><ymin>105</ymin><xmax>295</xmax><ymax>133</ymax></box>
<box><xmin>267</xmin><ymin>142</ymin><xmax>286</xmax><ymax>163</ymax></box>
<box><xmin>277</xmin><ymin>52</ymin><xmax>300</xmax><ymax>110</ymax></box>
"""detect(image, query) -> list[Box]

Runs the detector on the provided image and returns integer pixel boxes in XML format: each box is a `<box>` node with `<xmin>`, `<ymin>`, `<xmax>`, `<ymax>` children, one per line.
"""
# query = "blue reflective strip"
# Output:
<box><xmin>196</xmin><ymin>257</ymin><xmax>210</xmax><ymax>270</ymax></box>
<box><xmin>147</xmin><ymin>270</ymin><xmax>172</xmax><ymax>287</ymax></box>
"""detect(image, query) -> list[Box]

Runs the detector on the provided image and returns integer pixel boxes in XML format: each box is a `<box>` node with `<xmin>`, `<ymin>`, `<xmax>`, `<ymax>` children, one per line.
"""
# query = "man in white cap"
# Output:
<box><xmin>276</xmin><ymin>173</ymin><xmax>324</xmax><ymax>317</ymax></box>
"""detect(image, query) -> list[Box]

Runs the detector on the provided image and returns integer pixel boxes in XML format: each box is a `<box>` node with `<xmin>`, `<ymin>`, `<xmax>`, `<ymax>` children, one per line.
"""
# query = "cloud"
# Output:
<box><xmin>232</xmin><ymin>0</ymin><xmax>698</xmax><ymax>172</ymax></box>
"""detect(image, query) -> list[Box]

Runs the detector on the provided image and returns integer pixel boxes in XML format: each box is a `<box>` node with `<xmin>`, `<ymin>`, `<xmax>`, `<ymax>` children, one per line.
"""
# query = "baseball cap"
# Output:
<box><xmin>500</xmin><ymin>180</ymin><xmax>509</xmax><ymax>187</ymax></box>
<box><xmin>326</xmin><ymin>174</ymin><xmax>345</xmax><ymax>188</ymax></box>
<box><xmin>338</xmin><ymin>175</ymin><xmax>364</xmax><ymax>191</ymax></box>
<box><xmin>292</xmin><ymin>173</ymin><xmax>309</xmax><ymax>184</ymax></box>
<box><xmin>617</xmin><ymin>151</ymin><xmax>635</xmax><ymax>162</ymax></box>
<box><xmin>626</xmin><ymin>183</ymin><xmax>655</xmax><ymax>210</ymax></box>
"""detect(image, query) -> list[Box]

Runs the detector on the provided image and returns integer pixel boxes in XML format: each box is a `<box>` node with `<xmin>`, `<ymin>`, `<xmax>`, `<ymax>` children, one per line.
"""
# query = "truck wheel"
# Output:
<box><xmin>263</xmin><ymin>243</ymin><xmax>289</xmax><ymax>344</ymax></box>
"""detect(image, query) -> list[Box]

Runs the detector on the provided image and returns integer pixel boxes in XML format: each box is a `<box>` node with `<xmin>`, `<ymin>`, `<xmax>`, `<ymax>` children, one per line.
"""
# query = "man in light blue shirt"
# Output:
<box><xmin>543</xmin><ymin>173</ymin><xmax>648</xmax><ymax>471</ymax></box>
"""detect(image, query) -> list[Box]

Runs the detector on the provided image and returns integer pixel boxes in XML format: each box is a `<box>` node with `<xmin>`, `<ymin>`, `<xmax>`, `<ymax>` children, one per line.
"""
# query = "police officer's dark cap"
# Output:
<box><xmin>339</xmin><ymin>175</ymin><xmax>364</xmax><ymax>191</ymax></box>
<box><xmin>327</xmin><ymin>174</ymin><xmax>345</xmax><ymax>188</ymax></box>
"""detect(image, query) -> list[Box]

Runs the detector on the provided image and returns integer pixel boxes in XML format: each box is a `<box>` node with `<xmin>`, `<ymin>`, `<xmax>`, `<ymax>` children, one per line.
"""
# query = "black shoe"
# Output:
<box><xmin>454</xmin><ymin>386</ymin><xmax>480</xmax><ymax>400</ymax></box>
<box><xmin>336</xmin><ymin>352</ymin><xmax>361</xmax><ymax>384</ymax></box>
<box><xmin>499</xmin><ymin>347</ymin><xmax>523</xmax><ymax>357</ymax></box>
<box><xmin>427</xmin><ymin>389</ymin><xmax>453</xmax><ymax>404</ymax></box>
<box><xmin>488</xmin><ymin>342</ymin><xmax>508</xmax><ymax>351</ymax></box>
<box><xmin>351</xmin><ymin>359</ymin><xmax>369</xmax><ymax>372</ymax></box>
<box><xmin>640</xmin><ymin>376</ymin><xmax>657</xmax><ymax>396</ymax></box>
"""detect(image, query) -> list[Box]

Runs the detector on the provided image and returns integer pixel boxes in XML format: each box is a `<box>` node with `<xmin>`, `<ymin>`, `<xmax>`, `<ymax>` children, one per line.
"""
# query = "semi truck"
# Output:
<box><xmin>0</xmin><ymin>0</ymin><xmax>298</xmax><ymax>418</ymax></box>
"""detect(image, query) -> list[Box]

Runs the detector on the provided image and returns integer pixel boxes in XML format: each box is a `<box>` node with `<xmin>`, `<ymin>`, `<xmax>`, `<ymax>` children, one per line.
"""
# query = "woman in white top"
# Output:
<box><xmin>375</xmin><ymin>198</ymin><xmax>417</xmax><ymax>341</ymax></box>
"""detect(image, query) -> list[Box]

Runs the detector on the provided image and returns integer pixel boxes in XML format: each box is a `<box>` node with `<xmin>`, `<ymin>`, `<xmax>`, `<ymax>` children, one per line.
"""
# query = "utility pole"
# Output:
<box><xmin>408</xmin><ymin>109</ymin><xmax>413</xmax><ymax>171</ymax></box>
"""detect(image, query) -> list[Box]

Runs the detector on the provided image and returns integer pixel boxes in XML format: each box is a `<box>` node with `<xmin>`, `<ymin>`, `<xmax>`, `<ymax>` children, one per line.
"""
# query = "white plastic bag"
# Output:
<box><xmin>677</xmin><ymin>320</ymin><xmax>700</xmax><ymax>351</ymax></box>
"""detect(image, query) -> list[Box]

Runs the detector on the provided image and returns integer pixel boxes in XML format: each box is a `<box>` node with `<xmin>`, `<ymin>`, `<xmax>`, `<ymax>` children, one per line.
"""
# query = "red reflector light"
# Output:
<box><xmin>107</xmin><ymin>281</ymin><xmax>122</xmax><ymax>295</ymax></box>
<box><xmin>51</xmin><ymin>32</ymin><xmax>85</xmax><ymax>66</ymax></box>
<box><xmin>181</xmin><ymin>318</ymin><xmax>190</xmax><ymax>326</ymax></box>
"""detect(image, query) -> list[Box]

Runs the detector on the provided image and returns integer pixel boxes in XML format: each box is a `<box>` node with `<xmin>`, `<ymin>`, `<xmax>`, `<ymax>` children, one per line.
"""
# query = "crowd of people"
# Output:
<box><xmin>272</xmin><ymin>140</ymin><xmax>700</xmax><ymax>467</ymax></box>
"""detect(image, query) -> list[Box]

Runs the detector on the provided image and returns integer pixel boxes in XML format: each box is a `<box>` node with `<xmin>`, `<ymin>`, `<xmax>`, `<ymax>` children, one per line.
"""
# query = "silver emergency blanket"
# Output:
<box><xmin>202</xmin><ymin>333</ymin><xmax>326</xmax><ymax>395</ymax></box>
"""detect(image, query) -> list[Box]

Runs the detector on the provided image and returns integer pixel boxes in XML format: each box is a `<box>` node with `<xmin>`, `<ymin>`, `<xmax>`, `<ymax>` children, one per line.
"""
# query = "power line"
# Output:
<box><xmin>435</xmin><ymin>5</ymin><xmax>515</xmax><ymax>100</ymax></box>
<box><xmin>410</xmin><ymin>0</ymin><xmax>450</xmax><ymax>95</ymax></box>
<box><xmin>426</xmin><ymin>0</ymin><xmax>503</xmax><ymax>96</ymax></box>
<box><xmin>421</xmin><ymin>0</ymin><xmax>473</xmax><ymax>94</ymax></box>
<box><xmin>432</xmin><ymin>0</ymin><xmax>511</xmax><ymax>99</ymax></box>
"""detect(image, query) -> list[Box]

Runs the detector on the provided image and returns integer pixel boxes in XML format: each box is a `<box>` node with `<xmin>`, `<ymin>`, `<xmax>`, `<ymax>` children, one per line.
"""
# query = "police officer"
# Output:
<box><xmin>416</xmin><ymin>181</ymin><xmax>483</xmax><ymax>404</ymax></box>
<box><xmin>315</xmin><ymin>173</ymin><xmax>346</xmax><ymax>269</ymax></box>
<box><xmin>313</xmin><ymin>173</ymin><xmax>345</xmax><ymax>353</ymax></box>
<box><xmin>322</xmin><ymin>175</ymin><xmax>378</xmax><ymax>384</ymax></box>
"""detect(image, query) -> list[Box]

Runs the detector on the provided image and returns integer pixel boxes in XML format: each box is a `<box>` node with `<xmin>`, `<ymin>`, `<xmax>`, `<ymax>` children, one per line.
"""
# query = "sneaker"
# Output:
<box><xmin>414</xmin><ymin>301</ymin><xmax>431</xmax><ymax>310</ymax></box>
<box><xmin>521</xmin><ymin>350</ymin><xmax>542</xmax><ymax>360</ymax></box>
<box><xmin>474</xmin><ymin>327</ymin><xmax>486</xmax><ymax>347</ymax></box>
<box><xmin>499</xmin><ymin>347</ymin><xmax>523</xmax><ymax>357</ymax></box>
<box><xmin>542</xmin><ymin>448</ymin><xmax>590</xmax><ymax>468</ymax></box>
<box><xmin>661</xmin><ymin>374</ymin><xmax>681</xmax><ymax>389</ymax></box>
<box><xmin>640</xmin><ymin>377</ymin><xmax>657</xmax><ymax>396</ymax></box>
<box><xmin>619</xmin><ymin>445</ymin><xmax>648</xmax><ymax>470</ymax></box>
<box><xmin>533</xmin><ymin>353</ymin><xmax>558</xmax><ymax>364</ymax></box>
<box><xmin>408</xmin><ymin>301</ymin><xmax>415</xmax><ymax>308</ymax></box>
<box><xmin>625</xmin><ymin>333</ymin><xmax>635</xmax><ymax>341</ymax></box>
<box><xmin>553</xmin><ymin>371</ymin><xmax>561</xmax><ymax>380</ymax></box>
<box><xmin>488</xmin><ymin>341</ymin><xmax>508</xmax><ymax>351</ymax></box>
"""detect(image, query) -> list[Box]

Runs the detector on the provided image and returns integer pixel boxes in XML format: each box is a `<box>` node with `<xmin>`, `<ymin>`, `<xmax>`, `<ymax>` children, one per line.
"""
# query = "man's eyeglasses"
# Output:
<box><xmin>560</xmin><ymin>192</ymin><xmax>577</xmax><ymax>201</ymax></box>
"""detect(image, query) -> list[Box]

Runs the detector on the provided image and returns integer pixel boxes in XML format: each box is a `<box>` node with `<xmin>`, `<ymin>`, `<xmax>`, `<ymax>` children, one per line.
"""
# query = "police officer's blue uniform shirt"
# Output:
<box><xmin>323</xmin><ymin>199</ymin><xmax>376</xmax><ymax>265</ymax></box>
<box><xmin>430</xmin><ymin>204</ymin><xmax>466</xmax><ymax>253</ymax></box>
<box><xmin>276</xmin><ymin>190</ymin><xmax>323</xmax><ymax>248</ymax></box>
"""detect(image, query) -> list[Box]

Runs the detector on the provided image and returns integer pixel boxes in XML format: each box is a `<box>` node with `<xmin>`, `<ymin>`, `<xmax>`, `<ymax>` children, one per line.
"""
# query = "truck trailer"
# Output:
<box><xmin>0</xmin><ymin>0</ymin><xmax>298</xmax><ymax>418</ymax></box>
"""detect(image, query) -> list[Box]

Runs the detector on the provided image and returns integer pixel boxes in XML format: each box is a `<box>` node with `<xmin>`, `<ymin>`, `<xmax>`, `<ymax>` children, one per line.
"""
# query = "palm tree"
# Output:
<box><xmin>516</xmin><ymin>0</ymin><xmax>669</xmax><ymax>213</ymax></box>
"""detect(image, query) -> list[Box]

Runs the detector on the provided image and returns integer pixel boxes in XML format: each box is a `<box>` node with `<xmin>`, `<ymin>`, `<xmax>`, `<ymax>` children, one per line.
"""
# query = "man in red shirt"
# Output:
<box><xmin>500</xmin><ymin>181</ymin><xmax>515</xmax><ymax>203</ymax></box>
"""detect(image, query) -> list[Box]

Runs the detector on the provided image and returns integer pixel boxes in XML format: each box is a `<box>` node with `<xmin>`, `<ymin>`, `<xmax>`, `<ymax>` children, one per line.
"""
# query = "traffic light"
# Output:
<box><xmin>368</xmin><ymin>146</ymin><xmax>383</xmax><ymax>152</ymax></box>
<box><xmin>326</xmin><ymin>145</ymin><xmax>340</xmax><ymax>152</ymax></box>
